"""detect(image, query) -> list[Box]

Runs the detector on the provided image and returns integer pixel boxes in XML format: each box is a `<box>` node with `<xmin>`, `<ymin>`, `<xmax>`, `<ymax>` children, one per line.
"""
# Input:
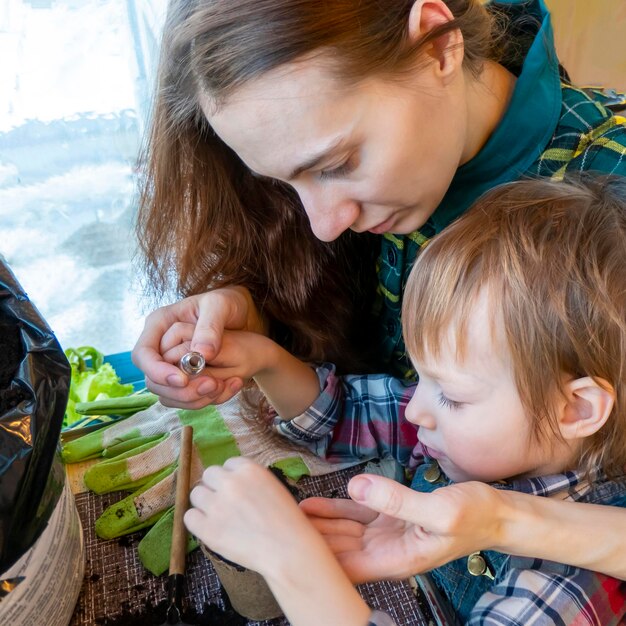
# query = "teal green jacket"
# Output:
<box><xmin>374</xmin><ymin>0</ymin><xmax>626</xmax><ymax>378</ymax></box>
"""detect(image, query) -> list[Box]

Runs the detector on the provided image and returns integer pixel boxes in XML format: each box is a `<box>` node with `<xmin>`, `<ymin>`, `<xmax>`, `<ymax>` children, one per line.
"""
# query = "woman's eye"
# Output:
<box><xmin>318</xmin><ymin>161</ymin><xmax>353</xmax><ymax>181</ymax></box>
<box><xmin>437</xmin><ymin>393</ymin><xmax>463</xmax><ymax>411</ymax></box>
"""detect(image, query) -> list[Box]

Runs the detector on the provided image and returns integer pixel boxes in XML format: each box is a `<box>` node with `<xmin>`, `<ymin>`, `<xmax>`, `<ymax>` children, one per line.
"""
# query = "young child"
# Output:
<box><xmin>184</xmin><ymin>175</ymin><xmax>626</xmax><ymax>626</ymax></box>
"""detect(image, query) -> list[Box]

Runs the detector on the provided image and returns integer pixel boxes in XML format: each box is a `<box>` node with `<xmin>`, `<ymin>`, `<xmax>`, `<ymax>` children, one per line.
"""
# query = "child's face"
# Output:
<box><xmin>202</xmin><ymin>55</ymin><xmax>468</xmax><ymax>242</ymax></box>
<box><xmin>405</xmin><ymin>294</ymin><xmax>572</xmax><ymax>483</ymax></box>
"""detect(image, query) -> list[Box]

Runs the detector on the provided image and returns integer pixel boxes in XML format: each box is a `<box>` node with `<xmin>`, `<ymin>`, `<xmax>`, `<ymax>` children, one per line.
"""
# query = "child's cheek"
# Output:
<box><xmin>441</xmin><ymin>445</ymin><xmax>509</xmax><ymax>483</ymax></box>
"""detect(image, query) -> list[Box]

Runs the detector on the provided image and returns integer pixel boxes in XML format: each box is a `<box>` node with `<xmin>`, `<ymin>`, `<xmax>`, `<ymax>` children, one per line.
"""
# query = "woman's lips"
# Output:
<box><xmin>367</xmin><ymin>216</ymin><xmax>396</xmax><ymax>234</ymax></box>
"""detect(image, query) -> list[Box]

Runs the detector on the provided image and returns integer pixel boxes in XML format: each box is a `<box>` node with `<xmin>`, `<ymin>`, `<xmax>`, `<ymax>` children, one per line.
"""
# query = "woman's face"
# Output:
<box><xmin>202</xmin><ymin>56</ymin><xmax>469</xmax><ymax>241</ymax></box>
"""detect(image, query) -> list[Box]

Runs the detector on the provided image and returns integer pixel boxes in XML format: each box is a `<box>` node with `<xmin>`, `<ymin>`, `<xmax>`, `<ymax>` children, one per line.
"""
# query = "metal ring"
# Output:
<box><xmin>179</xmin><ymin>351</ymin><xmax>206</xmax><ymax>376</ymax></box>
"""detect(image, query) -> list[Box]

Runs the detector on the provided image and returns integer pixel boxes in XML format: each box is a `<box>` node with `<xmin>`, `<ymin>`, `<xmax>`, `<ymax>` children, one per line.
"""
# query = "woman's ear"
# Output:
<box><xmin>407</xmin><ymin>0</ymin><xmax>464</xmax><ymax>81</ymax></box>
<box><xmin>559</xmin><ymin>377</ymin><xmax>615</xmax><ymax>440</ymax></box>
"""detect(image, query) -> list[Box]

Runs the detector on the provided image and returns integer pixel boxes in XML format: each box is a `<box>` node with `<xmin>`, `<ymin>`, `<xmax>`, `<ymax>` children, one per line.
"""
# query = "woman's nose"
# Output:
<box><xmin>297</xmin><ymin>185</ymin><xmax>360</xmax><ymax>242</ymax></box>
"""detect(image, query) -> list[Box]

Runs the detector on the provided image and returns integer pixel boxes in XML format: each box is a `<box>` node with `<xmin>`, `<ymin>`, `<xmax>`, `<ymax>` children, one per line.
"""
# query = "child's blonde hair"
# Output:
<box><xmin>403</xmin><ymin>175</ymin><xmax>626</xmax><ymax>477</ymax></box>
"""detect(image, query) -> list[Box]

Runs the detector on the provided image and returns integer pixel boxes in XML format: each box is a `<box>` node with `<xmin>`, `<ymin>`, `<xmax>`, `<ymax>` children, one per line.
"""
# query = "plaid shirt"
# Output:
<box><xmin>278</xmin><ymin>1</ymin><xmax>626</xmax><ymax>622</ymax></box>
<box><xmin>274</xmin><ymin>364</ymin><xmax>626</xmax><ymax>625</ymax></box>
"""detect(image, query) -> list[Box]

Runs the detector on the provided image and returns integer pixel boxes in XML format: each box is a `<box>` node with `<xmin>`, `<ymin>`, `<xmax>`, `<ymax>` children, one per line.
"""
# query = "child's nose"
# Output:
<box><xmin>405</xmin><ymin>390</ymin><xmax>437</xmax><ymax>430</ymax></box>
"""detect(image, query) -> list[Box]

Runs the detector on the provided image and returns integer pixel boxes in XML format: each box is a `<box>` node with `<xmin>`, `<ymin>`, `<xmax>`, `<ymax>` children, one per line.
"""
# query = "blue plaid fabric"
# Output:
<box><xmin>274</xmin><ymin>365</ymin><xmax>626</xmax><ymax>625</ymax></box>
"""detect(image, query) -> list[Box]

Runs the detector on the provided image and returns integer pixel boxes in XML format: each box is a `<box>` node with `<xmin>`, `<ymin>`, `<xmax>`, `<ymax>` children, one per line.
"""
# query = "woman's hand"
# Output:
<box><xmin>300</xmin><ymin>474</ymin><xmax>507</xmax><ymax>583</ymax></box>
<box><xmin>131</xmin><ymin>286</ymin><xmax>266</xmax><ymax>408</ymax></box>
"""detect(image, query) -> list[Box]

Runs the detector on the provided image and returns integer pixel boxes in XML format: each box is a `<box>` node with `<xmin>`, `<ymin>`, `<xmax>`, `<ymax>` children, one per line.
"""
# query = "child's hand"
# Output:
<box><xmin>202</xmin><ymin>330</ymin><xmax>277</xmax><ymax>382</ymax></box>
<box><xmin>204</xmin><ymin>331</ymin><xmax>321</xmax><ymax>419</ymax></box>
<box><xmin>184</xmin><ymin>458</ymin><xmax>325</xmax><ymax>577</ymax></box>
<box><xmin>300</xmin><ymin>474</ymin><xmax>507</xmax><ymax>583</ymax></box>
<box><xmin>185</xmin><ymin>459</ymin><xmax>374</xmax><ymax>626</ymax></box>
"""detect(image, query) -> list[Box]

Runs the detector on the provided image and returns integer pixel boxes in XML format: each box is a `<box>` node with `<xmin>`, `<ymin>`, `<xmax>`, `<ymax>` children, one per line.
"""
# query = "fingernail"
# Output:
<box><xmin>192</xmin><ymin>342</ymin><xmax>215</xmax><ymax>356</ymax></box>
<box><xmin>229</xmin><ymin>380</ymin><xmax>241</xmax><ymax>393</ymax></box>
<box><xmin>349</xmin><ymin>477</ymin><xmax>372</xmax><ymax>502</ymax></box>
<box><xmin>166</xmin><ymin>374</ymin><xmax>185</xmax><ymax>387</ymax></box>
<box><xmin>198</xmin><ymin>380</ymin><xmax>216</xmax><ymax>395</ymax></box>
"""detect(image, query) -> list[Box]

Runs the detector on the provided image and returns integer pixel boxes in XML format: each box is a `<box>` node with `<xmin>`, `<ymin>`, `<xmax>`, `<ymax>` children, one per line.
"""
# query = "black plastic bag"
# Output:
<box><xmin>0</xmin><ymin>257</ymin><xmax>70</xmax><ymax>572</ymax></box>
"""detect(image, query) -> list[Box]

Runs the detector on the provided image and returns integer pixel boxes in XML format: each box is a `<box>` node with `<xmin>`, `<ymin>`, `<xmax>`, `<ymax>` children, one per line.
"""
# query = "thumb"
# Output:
<box><xmin>190</xmin><ymin>302</ymin><xmax>227</xmax><ymax>360</ymax></box>
<box><xmin>348</xmin><ymin>474</ymin><xmax>425</xmax><ymax>524</ymax></box>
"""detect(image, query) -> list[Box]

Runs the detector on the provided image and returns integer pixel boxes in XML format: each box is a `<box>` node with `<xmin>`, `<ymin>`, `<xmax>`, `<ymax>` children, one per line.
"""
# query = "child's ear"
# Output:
<box><xmin>559</xmin><ymin>377</ymin><xmax>615</xmax><ymax>440</ymax></box>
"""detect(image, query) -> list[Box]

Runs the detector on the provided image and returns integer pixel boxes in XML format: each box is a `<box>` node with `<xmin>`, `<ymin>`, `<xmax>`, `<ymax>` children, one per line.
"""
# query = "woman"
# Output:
<box><xmin>132</xmin><ymin>0</ymin><xmax>626</xmax><ymax>581</ymax></box>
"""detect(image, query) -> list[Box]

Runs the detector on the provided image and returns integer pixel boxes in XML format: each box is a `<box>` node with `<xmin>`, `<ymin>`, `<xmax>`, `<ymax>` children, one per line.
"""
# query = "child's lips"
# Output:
<box><xmin>422</xmin><ymin>444</ymin><xmax>445</xmax><ymax>460</ymax></box>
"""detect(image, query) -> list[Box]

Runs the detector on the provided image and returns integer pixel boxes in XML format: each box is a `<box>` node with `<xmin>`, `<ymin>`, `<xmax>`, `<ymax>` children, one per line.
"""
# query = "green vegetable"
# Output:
<box><xmin>75</xmin><ymin>392</ymin><xmax>158</xmax><ymax>416</ymax></box>
<box><xmin>64</xmin><ymin>346</ymin><xmax>134</xmax><ymax>427</ymax></box>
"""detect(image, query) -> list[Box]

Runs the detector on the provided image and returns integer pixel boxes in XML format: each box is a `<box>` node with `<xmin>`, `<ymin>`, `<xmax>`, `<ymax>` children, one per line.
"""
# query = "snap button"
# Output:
<box><xmin>423</xmin><ymin>463</ymin><xmax>441</xmax><ymax>483</ymax></box>
<box><xmin>467</xmin><ymin>552</ymin><xmax>495</xmax><ymax>580</ymax></box>
<box><xmin>386</xmin><ymin>247</ymin><xmax>397</xmax><ymax>266</ymax></box>
<box><xmin>386</xmin><ymin>319</ymin><xmax>396</xmax><ymax>337</ymax></box>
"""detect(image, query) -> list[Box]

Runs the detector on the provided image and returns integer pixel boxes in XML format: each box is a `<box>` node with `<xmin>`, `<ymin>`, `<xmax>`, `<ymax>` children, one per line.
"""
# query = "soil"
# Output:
<box><xmin>96</xmin><ymin>597</ymin><xmax>248</xmax><ymax>626</ymax></box>
<box><xmin>268</xmin><ymin>467</ymin><xmax>301</xmax><ymax>501</ymax></box>
<box><xmin>91</xmin><ymin>457</ymin><xmax>303</xmax><ymax>625</ymax></box>
<box><xmin>0</xmin><ymin>309</ymin><xmax>27</xmax><ymax>414</ymax></box>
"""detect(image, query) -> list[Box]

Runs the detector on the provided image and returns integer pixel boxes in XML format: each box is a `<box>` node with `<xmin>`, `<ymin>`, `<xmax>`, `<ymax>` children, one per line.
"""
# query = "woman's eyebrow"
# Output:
<box><xmin>287</xmin><ymin>137</ymin><xmax>347</xmax><ymax>180</ymax></box>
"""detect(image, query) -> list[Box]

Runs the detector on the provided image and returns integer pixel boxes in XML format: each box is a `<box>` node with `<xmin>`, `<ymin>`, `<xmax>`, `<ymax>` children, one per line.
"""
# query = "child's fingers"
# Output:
<box><xmin>198</xmin><ymin>377</ymin><xmax>243</xmax><ymax>405</ymax></box>
<box><xmin>184</xmin><ymin>507</ymin><xmax>208</xmax><ymax>538</ymax></box>
<box><xmin>189</xmin><ymin>481</ymin><xmax>217</xmax><ymax>511</ymax></box>
<box><xmin>204</xmin><ymin>365</ymin><xmax>245</xmax><ymax>379</ymax></box>
<box><xmin>305</xmin><ymin>515</ymin><xmax>365</xmax><ymax>538</ymax></box>
<box><xmin>159</xmin><ymin>322</ymin><xmax>194</xmax><ymax>355</ymax></box>
<box><xmin>162</xmin><ymin>345</ymin><xmax>191</xmax><ymax>366</ymax></box>
<box><xmin>299</xmin><ymin>496</ymin><xmax>379</xmax><ymax>524</ymax></box>
<box><xmin>321</xmin><ymin>533</ymin><xmax>365</xmax><ymax>555</ymax></box>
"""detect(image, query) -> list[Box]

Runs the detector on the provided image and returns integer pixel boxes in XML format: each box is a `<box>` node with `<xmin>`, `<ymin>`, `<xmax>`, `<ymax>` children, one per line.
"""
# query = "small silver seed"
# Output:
<box><xmin>179</xmin><ymin>351</ymin><xmax>206</xmax><ymax>376</ymax></box>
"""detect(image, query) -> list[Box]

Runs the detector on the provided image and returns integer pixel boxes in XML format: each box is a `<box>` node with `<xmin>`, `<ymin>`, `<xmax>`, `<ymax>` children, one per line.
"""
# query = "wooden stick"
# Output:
<box><xmin>170</xmin><ymin>425</ymin><xmax>193</xmax><ymax>575</ymax></box>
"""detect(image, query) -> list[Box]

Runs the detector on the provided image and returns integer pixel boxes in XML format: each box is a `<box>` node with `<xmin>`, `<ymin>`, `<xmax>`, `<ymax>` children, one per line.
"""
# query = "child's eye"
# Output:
<box><xmin>318</xmin><ymin>160</ymin><xmax>354</xmax><ymax>181</ymax></box>
<box><xmin>438</xmin><ymin>393</ymin><xmax>464</xmax><ymax>410</ymax></box>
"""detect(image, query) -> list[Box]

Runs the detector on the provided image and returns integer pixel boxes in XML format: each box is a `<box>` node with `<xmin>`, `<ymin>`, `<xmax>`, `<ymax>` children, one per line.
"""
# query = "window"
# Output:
<box><xmin>0</xmin><ymin>0</ymin><xmax>166</xmax><ymax>355</ymax></box>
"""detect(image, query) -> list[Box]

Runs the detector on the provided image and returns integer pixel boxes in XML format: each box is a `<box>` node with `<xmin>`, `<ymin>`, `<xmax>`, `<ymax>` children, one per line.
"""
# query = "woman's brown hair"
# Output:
<box><xmin>403</xmin><ymin>175</ymin><xmax>626</xmax><ymax>477</ymax></box>
<box><xmin>136</xmin><ymin>0</ymin><xmax>508</xmax><ymax>371</ymax></box>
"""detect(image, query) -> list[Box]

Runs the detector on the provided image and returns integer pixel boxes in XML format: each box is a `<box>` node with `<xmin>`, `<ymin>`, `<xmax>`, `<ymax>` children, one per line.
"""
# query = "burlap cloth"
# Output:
<box><xmin>69</xmin><ymin>465</ymin><xmax>430</xmax><ymax>626</ymax></box>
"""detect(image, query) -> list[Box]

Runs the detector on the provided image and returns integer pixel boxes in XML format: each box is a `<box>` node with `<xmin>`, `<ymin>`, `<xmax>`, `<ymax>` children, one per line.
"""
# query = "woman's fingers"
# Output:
<box><xmin>145</xmin><ymin>375</ymin><xmax>224</xmax><ymax>408</ymax></box>
<box><xmin>132</xmin><ymin>301</ymin><xmax>201</xmax><ymax>386</ymax></box>
<box><xmin>132</xmin><ymin>288</ymin><xmax>263</xmax><ymax>410</ymax></box>
<box><xmin>349</xmin><ymin>475</ymin><xmax>505</xmax><ymax>552</ymax></box>
<box><xmin>190</xmin><ymin>308</ymin><xmax>226</xmax><ymax>360</ymax></box>
<box><xmin>348</xmin><ymin>474</ymin><xmax>432</xmax><ymax>524</ymax></box>
<box><xmin>190</xmin><ymin>288</ymin><xmax>256</xmax><ymax>357</ymax></box>
<box><xmin>333</xmin><ymin>550</ymin><xmax>400</xmax><ymax>585</ymax></box>
<box><xmin>198</xmin><ymin>377</ymin><xmax>243</xmax><ymax>405</ymax></box>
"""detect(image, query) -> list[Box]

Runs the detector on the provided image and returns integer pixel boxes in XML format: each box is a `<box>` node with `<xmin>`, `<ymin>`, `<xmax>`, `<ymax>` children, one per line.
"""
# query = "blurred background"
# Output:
<box><xmin>0</xmin><ymin>0</ymin><xmax>624</xmax><ymax>355</ymax></box>
<box><xmin>547</xmin><ymin>0</ymin><xmax>626</xmax><ymax>92</ymax></box>
<box><xmin>0</xmin><ymin>0</ymin><xmax>167</xmax><ymax>355</ymax></box>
